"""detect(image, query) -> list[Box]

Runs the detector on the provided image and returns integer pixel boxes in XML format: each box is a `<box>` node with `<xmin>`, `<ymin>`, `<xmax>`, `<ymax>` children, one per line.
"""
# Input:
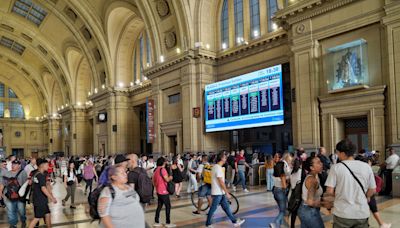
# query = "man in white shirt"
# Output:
<box><xmin>205</xmin><ymin>152</ymin><xmax>245</xmax><ymax>228</ymax></box>
<box><xmin>24</xmin><ymin>158</ymin><xmax>37</xmax><ymax>176</ymax></box>
<box><xmin>324</xmin><ymin>139</ymin><xmax>376</xmax><ymax>228</ymax></box>
<box><xmin>381</xmin><ymin>147</ymin><xmax>400</xmax><ymax>195</ymax></box>
<box><xmin>186</xmin><ymin>154</ymin><xmax>198</xmax><ymax>193</ymax></box>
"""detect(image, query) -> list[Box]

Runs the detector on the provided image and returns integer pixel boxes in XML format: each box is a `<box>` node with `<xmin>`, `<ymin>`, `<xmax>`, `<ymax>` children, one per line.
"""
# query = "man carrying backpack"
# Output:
<box><xmin>1</xmin><ymin>160</ymin><xmax>28</xmax><ymax>228</ymax></box>
<box><xmin>127</xmin><ymin>153</ymin><xmax>153</xmax><ymax>208</ymax></box>
<box><xmin>192</xmin><ymin>155</ymin><xmax>212</xmax><ymax>215</ymax></box>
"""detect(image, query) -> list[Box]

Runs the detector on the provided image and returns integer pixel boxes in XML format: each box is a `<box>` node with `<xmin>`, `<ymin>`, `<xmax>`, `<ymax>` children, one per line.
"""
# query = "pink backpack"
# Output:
<box><xmin>375</xmin><ymin>175</ymin><xmax>383</xmax><ymax>193</ymax></box>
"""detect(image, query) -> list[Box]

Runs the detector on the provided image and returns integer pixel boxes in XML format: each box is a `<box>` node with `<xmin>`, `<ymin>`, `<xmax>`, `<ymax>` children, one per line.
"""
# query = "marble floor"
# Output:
<box><xmin>0</xmin><ymin>178</ymin><xmax>398</xmax><ymax>228</ymax></box>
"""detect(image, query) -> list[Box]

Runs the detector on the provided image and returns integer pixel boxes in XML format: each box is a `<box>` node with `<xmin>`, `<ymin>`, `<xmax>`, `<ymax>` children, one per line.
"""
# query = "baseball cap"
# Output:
<box><xmin>12</xmin><ymin>160</ymin><xmax>21</xmax><ymax>165</ymax></box>
<box><xmin>114</xmin><ymin>154</ymin><xmax>129</xmax><ymax>164</ymax></box>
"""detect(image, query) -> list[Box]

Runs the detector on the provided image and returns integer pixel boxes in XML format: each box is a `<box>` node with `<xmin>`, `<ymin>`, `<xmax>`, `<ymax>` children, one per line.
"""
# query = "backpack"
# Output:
<box><xmin>287</xmin><ymin>169</ymin><xmax>306</xmax><ymax>214</ymax></box>
<box><xmin>5</xmin><ymin>170</ymin><xmax>23</xmax><ymax>201</ymax></box>
<box><xmin>132</xmin><ymin>168</ymin><xmax>153</xmax><ymax>204</ymax></box>
<box><xmin>202</xmin><ymin>164</ymin><xmax>213</xmax><ymax>185</ymax></box>
<box><xmin>88</xmin><ymin>185</ymin><xmax>115</xmax><ymax>221</ymax></box>
<box><xmin>375</xmin><ymin>175</ymin><xmax>383</xmax><ymax>193</ymax></box>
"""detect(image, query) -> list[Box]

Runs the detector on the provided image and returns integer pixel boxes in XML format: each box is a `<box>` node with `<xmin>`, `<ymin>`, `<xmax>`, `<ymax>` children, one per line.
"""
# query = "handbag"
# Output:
<box><xmin>160</xmin><ymin>168</ymin><xmax>175</xmax><ymax>195</ymax></box>
<box><xmin>18</xmin><ymin>180</ymin><xmax>29</xmax><ymax>197</ymax></box>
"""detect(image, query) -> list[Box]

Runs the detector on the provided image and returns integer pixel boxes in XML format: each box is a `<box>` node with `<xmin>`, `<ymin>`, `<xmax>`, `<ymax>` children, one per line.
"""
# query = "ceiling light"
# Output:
<box><xmin>77</xmin><ymin>102</ymin><xmax>81</xmax><ymax>106</ymax></box>
<box><xmin>205</xmin><ymin>44</ymin><xmax>210</xmax><ymax>50</ymax></box>
<box><xmin>88</xmin><ymin>92</ymin><xmax>91</xmax><ymax>96</ymax></box>
<box><xmin>146</xmin><ymin>63</ymin><xmax>150</xmax><ymax>67</ymax></box>
<box><xmin>118</xmin><ymin>82</ymin><xmax>124</xmax><ymax>88</ymax></box>
<box><xmin>253</xmin><ymin>30</ymin><xmax>259</xmax><ymax>37</ymax></box>
<box><xmin>94</xmin><ymin>88</ymin><xmax>98</xmax><ymax>93</ymax></box>
<box><xmin>61</xmin><ymin>105</ymin><xmax>64</xmax><ymax>109</ymax></box>
<box><xmin>135</xmin><ymin>79</ymin><xmax>140</xmax><ymax>85</ymax></box>
<box><xmin>222</xmin><ymin>43</ymin><xmax>227</xmax><ymax>49</ymax></box>
<box><xmin>272</xmin><ymin>23</ymin><xmax>278</xmax><ymax>31</ymax></box>
<box><xmin>160</xmin><ymin>55</ymin><xmax>164</xmax><ymax>63</ymax></box>
<box><xmin>176</xmin><ymin>48</ymin><xmax>181</xmax><ymax>54</ymax></box>
<box><xmin>102</xmin><ymin>84</ymin><xmax>105</xmax><ymax>89</ymax></box>
<box><xmin>143</xmin><ymin>76</ymin><xmax>148</xmax><ymax>81</ymax></box>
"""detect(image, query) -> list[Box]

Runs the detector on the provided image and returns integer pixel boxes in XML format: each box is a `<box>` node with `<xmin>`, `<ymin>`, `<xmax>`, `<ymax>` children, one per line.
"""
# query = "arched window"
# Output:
<box><xmin>132</xmin><ymin>31</ymin><xmax>152</xmax><ymax>85</ymax></box>
<box><xmin>234</xmin><ymin>0</ymin><xmax>244</xmax><ymax>44</ymax></box>
<box><xmin>267</xmin><ymin>0</ymin><xmax>278</xmax><ymax>32</ymax></box>
<box><xmin>221</xmin><ymin>0</ymin><xmax>229</xmax><ymax>49</ymax></box>
<box><xmin>250</xmin><ymin>0</ymin><xmax>260</xmax><ymax>39</ymax></box>
<box><xmin>0</xmin><ymin>85</ymin><xmax>24</xmax><ymax>118</ymax></box>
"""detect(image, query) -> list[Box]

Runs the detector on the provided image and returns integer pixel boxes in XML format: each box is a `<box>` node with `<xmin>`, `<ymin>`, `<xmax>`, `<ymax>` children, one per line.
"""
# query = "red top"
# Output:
<box><xmin>154</xmin><ymin>167</ymin><xmax>168</xmax><ymax>195</ymax></box>
<box><xmin>47</xmin><ymin>161</ymin><xmax>54</xmax><ymax>173</ymax></box>
<box><xmin>235</xmin><ymin>155</ymin><xmax>245</xmax><ymax>163</ymax></box>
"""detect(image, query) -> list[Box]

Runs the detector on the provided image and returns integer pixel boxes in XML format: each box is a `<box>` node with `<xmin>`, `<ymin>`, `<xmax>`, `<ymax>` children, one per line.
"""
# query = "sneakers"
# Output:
<box><xmin>153</xmin><ymin>223</ymin><xmax>162</xmax><ymax>227</ymax></box>
<box><xmin>206</xmin><ymin>226</ymin><xmax>214</xmax><ymax>228</ymax></box>
<box><xmin>269</xmin><ymin>223</ymin><xmax>277</xmax><ymax>228</ymax></box>
<box><xmin>165</xmin><ymin>224</ymin><xmax>176</xmax><ymax>228</ymax></box>
<box><xmin>380</xmin><ymin>224</ymin><xmax>392</xmax><ymax>228</ymax></box>
<box><xmin>233</xmin><ymin>218</ymin><xmax>245</xmax><ymax>227</ymax></box>
<box><xmin>232</xmin><ymin>186</ymin><xmax>237</xmax><ymax>192</ymax></box>
<box><xmin>244</xmin><ymin>189</ymin><xmax>249</xmax><ymax>193</ymax></box>
<box><xmin>192</xmin><ymin>211</ymin><xmax>201</xmax><ymax>216</ymax></box>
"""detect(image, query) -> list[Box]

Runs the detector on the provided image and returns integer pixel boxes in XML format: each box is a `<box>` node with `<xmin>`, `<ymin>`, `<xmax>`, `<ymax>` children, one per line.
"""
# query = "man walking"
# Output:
<box><xmin>206</xmin><ymin>152</ymin><xmax>245</xmax><ymax>227</ymax></box>
<box><xmin>381</xmin><ymin>147</ymin><xmax>399</xmax><ymax>195</ymax></box>
<box><xmin>2</xmin><ymin>160</ymin><xmax>28</xmax><ymax>228</ymax></box>
<box><xmin>28</xmin><ymin>159</ymin><xmax>57</xmax><ymax>228</ymax></box>
<box><xmin>324</xmin><ymin>140</ymin><xmax>376</xmax><ymax>228</ymax></box>
<box><xmin>187</xmin><ymin>154</ymin><xmax>198</xmax><ymax>193</ymax></box>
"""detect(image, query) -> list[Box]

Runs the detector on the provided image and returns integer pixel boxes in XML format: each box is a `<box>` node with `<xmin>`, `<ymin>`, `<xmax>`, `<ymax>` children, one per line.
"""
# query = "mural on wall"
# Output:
<box><xmin>325</xmin><ymin>39</ymin><xmax>369</xmax><ymax>91</ymax></box>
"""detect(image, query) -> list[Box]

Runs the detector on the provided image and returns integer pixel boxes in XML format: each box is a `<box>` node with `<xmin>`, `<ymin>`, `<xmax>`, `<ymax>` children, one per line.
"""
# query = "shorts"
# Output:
<box><xmin>33</xmin><ymin>203</ymin><xmax>50</xmax><ymax>218</ymax></box>
<box><xmin>198</xmin><ymin>184</ymin><xmax>211</xmax><ymax>198</ymax></box>
<box><xmin>368</xmin><ymin>195</ymin><xmax>378</xmax><ymax>213</ymax></box>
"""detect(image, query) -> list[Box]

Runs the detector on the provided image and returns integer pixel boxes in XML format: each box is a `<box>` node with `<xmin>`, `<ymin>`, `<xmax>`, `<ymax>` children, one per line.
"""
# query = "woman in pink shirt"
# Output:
<box><xmin>153</xmin><ymin>157</ymin><xmax>175</xmax><ymax>227</ymax></box>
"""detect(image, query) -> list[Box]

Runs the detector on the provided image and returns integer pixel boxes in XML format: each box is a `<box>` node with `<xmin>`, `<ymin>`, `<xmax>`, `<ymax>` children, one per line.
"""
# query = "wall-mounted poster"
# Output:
<box><xmin>325</xmin><ymin>39</ymin><xmax>369</xmax><ymax>91</ymax></box>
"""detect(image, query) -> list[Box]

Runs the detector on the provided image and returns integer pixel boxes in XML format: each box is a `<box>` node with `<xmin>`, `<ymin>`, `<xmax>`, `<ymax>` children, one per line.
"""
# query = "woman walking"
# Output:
<box><xmin>270</xmin><ymin>153</ymin><xmax>293</xmax><ymax>228</ymax></box>
<box><xmin>62</xmin><ymin>161</ymin><xmax>78</xmax><ymax>209</ymax></box>
<box><xmin>265</xmin><ymin>155</ymin><xmax>274</xmax><ymax>191</ymax></box>
<box><xmin>153</xmin><ymin>157</ymin><xmax>176</xmax><ymax>227</ymax></box>
<box><xmin>298</xmin><ymin>156</ymin><xmax>324</xmax><ymax>228</ymax></box>
<box><xmin>171</xmin><ymin>156</ymin><xmax>184</xmax><ymax>198</ymax></box>
<box><xmin>97</xmin><ymin>164</ymin><xmax>145</xmax><ymax>228</ymax></box>
<box><xmin>83</xmin><ymin>159</ymin><xmax>98</xmax><ymax>195</ymax></box>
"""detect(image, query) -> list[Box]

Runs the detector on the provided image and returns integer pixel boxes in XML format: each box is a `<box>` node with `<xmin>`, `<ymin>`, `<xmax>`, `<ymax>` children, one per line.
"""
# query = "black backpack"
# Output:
<box><xmin>88</xmin><ymin>185</ymin><xmax>115</xmax><ymax>221</ymax></box>
<box><xmin>5</xmin><ymin>170</ymin><xmax>23</xmax><ymax>201</ymax></box>
<box><xmin>288</xmin><ymin>169</ymin><xmax>306</xmax><ymax>214</ymax></box>
<box><xmin>131</xmin><ymin>168</ymin><xmax>153</xmax><ymax>203</ymax></box>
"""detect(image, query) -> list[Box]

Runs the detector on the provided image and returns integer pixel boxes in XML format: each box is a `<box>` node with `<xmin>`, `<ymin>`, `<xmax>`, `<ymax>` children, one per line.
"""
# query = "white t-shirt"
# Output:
<box><xmin>211</xmin><ymin>164</ymin><xmax>225</xmax><ymax>195</ymax></box>
<box><xmin>24</xmin><ymin>164</ymin><xmax>37</xmax><ymax>176</ymax></box>
<box><xmin>386</xmin><ymin>154</ymin><xmax>400</xmax><ymax>169</ymax></box>
<box><xmin>64</xmin><ymin>170</ymin><xmax>76</xmax><ymax>182</ymax></box>
<box><xmin>289</xmin><ymin>169</ymin><xmax>302</xmax><ymax>190</ymax></box>
<box><xmin>325</xmin><ymin>160</ymin><xmax>376</xmax><ymax>219</ymax></box>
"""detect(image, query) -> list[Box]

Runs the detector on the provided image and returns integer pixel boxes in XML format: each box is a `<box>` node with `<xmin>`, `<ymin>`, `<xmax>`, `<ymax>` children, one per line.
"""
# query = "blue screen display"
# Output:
<box><xmin>205</xmin><ymin>64</ymin><xmax>284</xmax><ymax>132</ymax></box>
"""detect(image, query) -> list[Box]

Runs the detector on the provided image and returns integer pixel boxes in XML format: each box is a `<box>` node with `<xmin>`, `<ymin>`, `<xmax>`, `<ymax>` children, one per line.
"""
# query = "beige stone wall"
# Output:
<box><xmin>0</xmin><ymin>119</ymin><xmax>47</xmax><ymax>157</ymax></box>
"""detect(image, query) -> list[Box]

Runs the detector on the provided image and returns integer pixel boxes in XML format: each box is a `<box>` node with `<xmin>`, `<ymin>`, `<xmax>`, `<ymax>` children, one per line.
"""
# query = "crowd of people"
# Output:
<box><xmin>0</xmin><ymin>141</ymin><xmax>398</xmax><ymax>228</ymax></box>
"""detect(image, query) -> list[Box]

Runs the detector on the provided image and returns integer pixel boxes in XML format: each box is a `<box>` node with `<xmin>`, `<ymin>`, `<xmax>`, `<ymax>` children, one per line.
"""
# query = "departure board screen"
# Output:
<box><xmin>205</xmin><ymin>65</ymin><xmax>284</xmax><ymax>132</ymax></box>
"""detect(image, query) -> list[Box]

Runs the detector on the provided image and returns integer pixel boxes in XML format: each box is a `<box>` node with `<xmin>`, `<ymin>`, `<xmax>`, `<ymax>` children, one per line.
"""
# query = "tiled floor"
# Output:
<box><xmin>0</xmin><ymin>178</ymin><xmax>397</xmax><ymax>227</ymax></box>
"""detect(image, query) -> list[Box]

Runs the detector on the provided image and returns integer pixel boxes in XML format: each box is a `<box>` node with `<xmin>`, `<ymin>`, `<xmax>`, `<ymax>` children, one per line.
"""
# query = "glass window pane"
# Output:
<box><xmin>8</xmin><ymin>89</ymin><xmax>17</xmax><ymax>98</ymax></box>
<box><xmin>139</xmin><ymin>35</ymin><xmax>144</xmax><ymax>80</ymax></box>
<box><xmin>0</xmin><ymin>84</ymin><xmax>4</xmax><ymax>97</ymax></box>
<box><xmin>250</xmin><ymin>0</ymin><xmax>260</xmax><ymax>39</ymax></box>
<box><xmin>13</xmin><ymin>0</ymin><xmax>47</xmax><ymax>26</ymax></box>
<box><xmin>0</xmin><ymin>102</ymin><xmax>4</xmax><ymax>118</ymax></box>
<box><xmin>268</xmin><ymin>0</ymin><xmax>278</xmax><ymax>32</ymax></box>
<box><xmin>221</xmin><ymin>0</ymin><xmax>229</xmax><ymax>49</ymax></box>
<box><xmin>9</xmin><ymin>101</ymin><xmax>24</xmax><ymax>119</ymax></box>
<box><xmin>146</xmin><ymin>34</ymin><xmax>151</xmax><ymax>65</ymax></box>
<box><xmin>133</xmin><ymin>49</ymin><xmax>137</xmax><ymax>82</ymax></box>
<box><xmin>234</xmin><ymin>0</ymin><xmax>244</xmax><ymax>44</ymax></box>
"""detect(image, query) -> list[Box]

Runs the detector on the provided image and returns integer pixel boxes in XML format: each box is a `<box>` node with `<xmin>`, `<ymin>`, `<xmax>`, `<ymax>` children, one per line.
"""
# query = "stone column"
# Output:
<box><xmin>291</xmin><ymin>21</ymin><xmax>321</xmax><ymax>151</ymax></box>
<box><xmin>48</xmin><ymin>119</ymin><xmax>61</xmax><ymax>153</ymax></box>
<box><xmin>382</xmin><ymin>0</ymin><xmax>400</xmax><ymax>151</ymax></box>
<box><xmin>108</xmin><ymin>91</ymin><xmax>131</xmax><ymax>154</ymax></box>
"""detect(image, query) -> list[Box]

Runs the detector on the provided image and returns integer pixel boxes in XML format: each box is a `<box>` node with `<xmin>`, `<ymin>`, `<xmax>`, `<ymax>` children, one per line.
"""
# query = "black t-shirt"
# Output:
<box><xmin>127</xmin><ymin>167</ymin><xmax>147</xmax><ymax>185</ymax></box>
<box><xmin>227</xmin><ymin>155</ymin><xmax>236</xmax><ymax>169</ymax></box>
<box><xmin>32</xmin><ymin>172</ymin><xmax>48</xmax><ymax>205</ymax></box>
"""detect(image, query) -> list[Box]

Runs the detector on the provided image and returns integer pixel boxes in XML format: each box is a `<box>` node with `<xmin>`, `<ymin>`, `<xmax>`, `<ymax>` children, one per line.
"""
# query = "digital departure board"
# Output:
<box><xmin>205</xmin><ymin>65</ymin><xmax>284</xmax><ymax>132</ymax></box>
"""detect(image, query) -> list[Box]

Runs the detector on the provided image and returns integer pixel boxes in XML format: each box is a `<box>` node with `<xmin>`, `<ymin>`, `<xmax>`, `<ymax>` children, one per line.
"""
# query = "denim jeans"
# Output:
<box><xmin>266</xmin><ymin>168</ymin><xmax>274</xmax><ymax>191</ymax></box>
<box><xmin>298</xmin><ymin>204</ymin><xmax>324</xmax><ymax>228</ymax></box>
<box><xmin>4</xmin><ymin>199</ymin><xmax>26</xmax><ymax>226</ymax></box>
<box><xmin>272</xmin><ymin>187</ymin><xmax>288</xmax><ymax>227</ymax></box>
<box><xmin>234</xmin><ymin>170</ymin><xmax>246</xmax><ymax>190</ymax></box>
<box><xmin>206</xmin><ymin>195</ymin><xmax>237</xmax><ymax>226</ymax></box>
<box><xmin>187</xmin><ymin>173</ymin><xmax>198</xmax><ymax>193</ymax></box>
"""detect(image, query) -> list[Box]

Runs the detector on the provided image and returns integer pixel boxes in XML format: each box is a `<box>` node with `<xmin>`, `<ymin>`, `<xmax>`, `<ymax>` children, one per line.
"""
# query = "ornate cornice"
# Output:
<box><xmin>275</xmin><ymin>0</ymin><xmax>361</xmax><ymax>26</ymax></box>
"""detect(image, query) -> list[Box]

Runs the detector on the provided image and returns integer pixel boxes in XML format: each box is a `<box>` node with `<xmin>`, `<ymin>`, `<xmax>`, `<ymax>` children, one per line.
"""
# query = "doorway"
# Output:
<box><xmin>169</xmin><ymin>135</ymin><xmax>177</xmax><ymax>156</ymax></box>
<box><xmin>344</xmin><ymin>117</ymin><xmax>368</xmax><ymax>153</ymax></box>
<box><xmin>12</xmin><ymin>148</ymin><xmax>24</xmax><ymax>159</ymax></box>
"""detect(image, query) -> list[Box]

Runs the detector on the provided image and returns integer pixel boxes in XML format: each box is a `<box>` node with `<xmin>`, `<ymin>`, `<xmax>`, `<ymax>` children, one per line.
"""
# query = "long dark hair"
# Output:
<box><xmin>291</xmin><ymin>159</ymin><xmax>301</xmax><ymax>174</ymax></box>
<box><xmin>273</xmin><ymin>161</ymin><xmax>285</xmax><ymax>177</ymax></box>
